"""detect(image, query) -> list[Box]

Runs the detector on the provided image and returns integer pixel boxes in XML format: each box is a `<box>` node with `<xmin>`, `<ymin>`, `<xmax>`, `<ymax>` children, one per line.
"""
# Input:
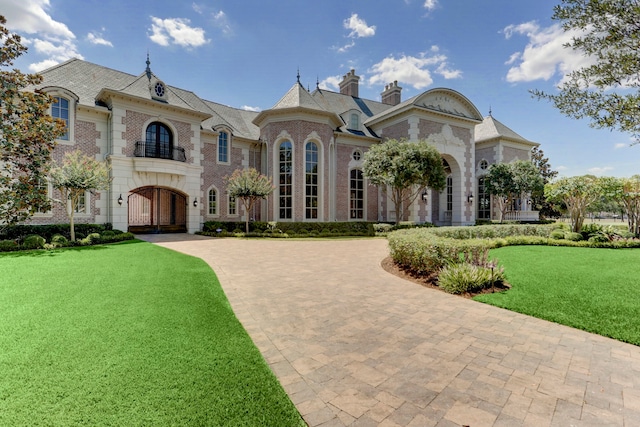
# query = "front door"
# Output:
<box><xmin>128</xmin><ymin>187</ymin><xmax>187</xmax><ymax>233</ymax></box>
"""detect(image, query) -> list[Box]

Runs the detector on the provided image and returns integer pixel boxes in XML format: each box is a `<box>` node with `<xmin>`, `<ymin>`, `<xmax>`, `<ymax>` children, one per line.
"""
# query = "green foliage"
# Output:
<box><xmin>549</xmin><ymin>230</ymin><xmax>565</xmax><ymax>240</ymax></box>
<box><xmin>226</xmin><ymin>168</ymin><xmax>274</xmax><ymax>233</ymax></box>
<box><xmin>49</xmin><ymin>150</ymin><xmax>111</xmax><ymax>241</ymax></box>
<box><xmin>200</xmin><ymin>221</ymin><xmax>375</xmax><ymax>237</ymax></box>
<box><xmin>545</xmin><ymin>175</ymin><xmax>618</xmax><ymax>232</ymax></box>
<box><xmin>22</xmin><ymin>234</ymin><xmax>45</xmax><ymax>250</ymax></box>
<box><xmin>530</xmin><ymin>147</ymin><xmax>561</xmax><ymax>218</ymax></box>
<box><xmin>564</xmin><ymin>231</ymin><xmax>583</xmax><ymax>241</ymax></box>
<box><xmin>484</xmin><ymin>160</ymin><xmax>544</xmax><ymax>222</ymax></box>
<box><xmin>531</xmin><ymin>0</ymin><xmax>640</xmax><ymax>143</ymax></box>
<box><xmin>0</xmin><ymin>239</ymin><xmax>19</xmax><ymax>252</ymax></box>
<box><xmin>0</xmin><ymin>16</ymin><xmax>65</xmax><ymax>228</ymax></box>
<box><xmin>0</xmin><ymin>223</ymin><xmax>109</xmax><ymax>242</ymax></box>
<box><xmin>51</xmin><ymin>234</ymin><xmax>68</xmax><ymax>247</ymax></box>
<box><xmin>363</xmin><ymin>138</ymin><xmax>446</xmax><ymax>224</ymax></box>
<box><xmin>438</xmin><ymin>263</ymin><xmax>505</xmax><ymax>295</ymax></box>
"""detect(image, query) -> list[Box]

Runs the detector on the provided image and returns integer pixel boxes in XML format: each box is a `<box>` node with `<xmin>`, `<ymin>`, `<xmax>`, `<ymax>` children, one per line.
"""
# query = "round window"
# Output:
<box><xmin>154</xmin><ymin>82</ymin><xmax>165</xmax><ymax>97</ymax></box>
<box><xmin>352</xmin><ymin>150</ymin><xmax>362</xmax><ymax>161</ymax></box>
<box><xmin>479</xmin><ymin>160</ymin><xmax>488</xmax><ymax>170</ymax></box>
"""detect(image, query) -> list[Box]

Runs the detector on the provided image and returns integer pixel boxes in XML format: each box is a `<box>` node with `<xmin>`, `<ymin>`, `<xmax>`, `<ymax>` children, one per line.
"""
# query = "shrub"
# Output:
<box><xmin>549</xmin><ymin>230</ymin><xmax>565</xmax><ymax>240</ymax></box>
<box><xmin>51</xmin><ymin>234</ymin><xmax>69</xmax><ymax>247</ymax></box>
<box><xmin>22</xmin><ymin>235</ymin><xmax>45</xmax><ymax>250</ymax></box>
<box><xmin>0</xmin><ymin>240</ymin><xmax>19</xmax><ymax>252</ymax></box>
<box><xmin>101</xmin><ymin>230</ymin><xmax>116</xmax><ymax>238</ymax></box>
<box><xmin>373</xmin><ymin>223</ymin><xmax>393</xmax><ymax>233</ymax></box>
<box><xmin>438</xmin><ymin>263</ymin><xmax>505</xmax><ymax>295</ymax></box>
<box><xmin>86</xmin><ymin>233</ymin><xmax>102</xmax><ymax>244</ymax></box>
<box><xmin>564</xmin><ymin>232</ymin><xmax>583</xmax><ymax>241</ymax></box>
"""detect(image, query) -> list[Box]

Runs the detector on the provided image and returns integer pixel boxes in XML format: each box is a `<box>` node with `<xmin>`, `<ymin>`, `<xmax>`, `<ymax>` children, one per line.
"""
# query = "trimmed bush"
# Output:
<box><xmin>564</xmin><ymin>231</ymin><xmax>583</xmax><ymax>241</ymax></box>
<box><xmin>51</xmin><ymin>234</ymin><xmax>69</xmax><ymax>247</ymax></box>
<box><xmin>22</xmin><ymin>235</ymin><xmax>46</xmax><ymax>250</ymax></box>
<box><xmin>0</xmin><ymin>240</ymin><xmax>20</xmax><ymax>252</ymax></box>
<box><xmin>549</xmin><ymin>230</ymin><xmax>565</xmax><ymax>240</ymax></box>
<box><xmin>438</xmin><ymin>263</ymin><xmax>505</xmax><ymax>295</ymax></box>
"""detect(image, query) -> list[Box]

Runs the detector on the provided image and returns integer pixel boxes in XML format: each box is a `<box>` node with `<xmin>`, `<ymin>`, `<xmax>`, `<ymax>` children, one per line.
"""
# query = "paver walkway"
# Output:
<box><xmin>139</xmin><ymin>234</ymin><xmax>640</xmax><ymax>426</ymax></box>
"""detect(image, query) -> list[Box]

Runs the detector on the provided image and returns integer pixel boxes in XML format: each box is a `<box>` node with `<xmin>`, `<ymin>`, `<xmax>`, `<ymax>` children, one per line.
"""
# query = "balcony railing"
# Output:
<box><xmin>504</xmin><ymin>210</ymin><xmax>540</xmax><ymax>221</ymax></box>
<box><xmin>134</xmin><ymin>141</ymin><xmax>186</xmax><ymax>162</ymax></box>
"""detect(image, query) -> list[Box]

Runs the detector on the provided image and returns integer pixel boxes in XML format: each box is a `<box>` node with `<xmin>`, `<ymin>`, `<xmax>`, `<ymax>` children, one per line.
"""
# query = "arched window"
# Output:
<box><xmin>305</xmin><ymin>142</ymin><xmax>318</xmax><ymax>219</ymax></box>
<box><xmin>218</xmin><ymin>131</ymin><xmax>229</xmax><ymax>163</ymax></box>
<box><xmin>349</xmin><ymin>113</ymin><xmax>359</xmax><ymax>130</ymax></box>
<box><xmin>446</xmin><ymin>175</ymin><xmax>453</xmax><ymax>212</ymax></box>
<box><xmin>145</xmin><ymin>122</ymin><xmax>173</xmax><ymax>159</ymax></box>
<box><xmin>279</xmin><ymin>141</ymin><xmax>293</xmax><ymax>219</ymax></box>
<box><xmin>228</xmin><ymin>195</ymin><xmax>237</xmax><ymax>216</ymax></box>
<box><xmin>350</xmin><ymin>169</ymin><xmax>364</xmax><ymax>219</ymax></box>
<box><xmin>208</xmin><ymin>188</ymin><xmax>217</xmax><ymax>215</ymax></box>
<box><xmin>52</xmin><ymin>96</ymin><xmax>69</xmax><ymax>140</ymax></box>
<box><xmin>478</xmin><ymin>177</ymin><xmax>491</xmax><ymax>219</ymax></box>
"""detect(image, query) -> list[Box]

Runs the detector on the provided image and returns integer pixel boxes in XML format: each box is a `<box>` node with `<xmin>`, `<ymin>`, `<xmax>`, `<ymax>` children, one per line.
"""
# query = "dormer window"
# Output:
<box><xmin>349</xmin><ymin>113</ymin><xmax>359</xmax><ymax>130</ymax></box>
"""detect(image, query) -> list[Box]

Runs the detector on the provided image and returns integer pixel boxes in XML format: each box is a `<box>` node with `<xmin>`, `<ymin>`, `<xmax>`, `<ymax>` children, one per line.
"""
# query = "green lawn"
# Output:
<box><xmin>476</xmin><ymin>245</ymin><xmax>640</xmax><ymax>346</ymax></box>
<box><xmin>0</xmin><ymin>241</ymin><xmax>304</xmax><ymax>427</ymax></box>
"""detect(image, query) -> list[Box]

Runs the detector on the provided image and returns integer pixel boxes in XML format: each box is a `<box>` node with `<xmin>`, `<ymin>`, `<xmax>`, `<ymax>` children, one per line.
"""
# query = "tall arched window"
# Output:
<box><xmin>145</xmin><ymin>122</ymin><xmax>173</xmax><ymax>159</ymax></box>
<box><xmin>52</xmin><ymin>96</ymin><xmax>69</xmax><ymax>140</ymax></box>
<box><xmin>208</xmin><ymin>188</ymin><xmax>217</xmax><ymax>215</ymax></box>
<box><xmin>218</xmin><ymin>131</ymin><xmax>229</xmax><ymax>163</ymax></box>
<box><xmin>446</xmin><ymin>175</ymin><xmax>453</xmax><ymax>212</ymax></box>
<box><xmin>279</xmin><ymin>141</ymin><xmax>293</xmax><ymax>219</ymax></box>
<box><xmin>350</xmin><ymin>169</ymin><xmax>364</xmax><ymax>219</ymax></box>
<box><xmin>478</xmin><ymin>177</ymin><xmax>491</xmax><ymax>219</ymax></box>
<box><xmin>305</xmin><ymin>142</ymin><xmax>318</xmax><ymax>219</ymax></box>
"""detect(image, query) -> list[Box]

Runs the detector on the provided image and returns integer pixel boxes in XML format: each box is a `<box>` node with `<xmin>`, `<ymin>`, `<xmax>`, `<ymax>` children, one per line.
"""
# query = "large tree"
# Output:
<box><xmin>50</xmin><ymin>150</ymin><xmax>111</xmax><ymax>241</ymax></box>
<box><xmin>531</xmin><ymin>0</ymin><xmax>640</xmax><ymax>143</ymax></box>
<box><xmin>362</xmin><ymin>138</ymin><xmax>446</xmax><ymax>225</ymax></box>
<box><xmin>530</xmin><ymin>147</ymin><xmax>561</xmax><ymax>218</ymax></box>
<box><xmin>0</xmin><ymin>16</ymin><xmax>65</xmax><ymax>229</ymax></box>
<box><xmin>545</xmin><ymin>175</ymin><xmax>618</xmax><ymax>232</ymax></box>
<box><xmin>610</xmin><ymin>175</ymin><xmax>640</xmax><ymax>235</ymax></box>
<box><xmin>484</xmin><ymin>160</ymin><xmax>544</xmax><ymax>222</ymax></box>
<box><xmin>226</xmin><ymin>167</ymin><xmax>274</xmax><ymax>233</ymax></box>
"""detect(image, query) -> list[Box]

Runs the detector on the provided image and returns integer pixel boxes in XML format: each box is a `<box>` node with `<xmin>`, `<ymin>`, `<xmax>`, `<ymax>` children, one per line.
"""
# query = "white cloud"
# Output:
<box><xmin>587</xmin><ymin>166</ymin><xmax>614</xmax><ymax>176</ymax></box>
<box><xmin>424</xmin><ymin>0</ymin><xmax>438</xmax><ymax>11</ymax></box>
<box><xmin>319</xmin><ymin>75</ymin><xmax>342</xmax><ymax>91</ymax></box>
<box><xmin>149</xmin><ymin>16</ymin><xmax>210</xmax><ymax>48</ymax></box>
<box><xmin>344</xmin><ymin>14</ymin><xmax>376</xmax><ymax>38</ymax></box>
<box><xmin>212</xmin><ymin>11</ymin><xmax>233</xmax><ymax>36</ymax></box>
<box><xmin>241</xmin><ymin>105</ymin><xmax>261</xmax><ymax>112</ymax></box>
<box><xmin>3</xmin><ymin>0</ymin><xmax>80</xmax><ymax>71</ymax></box>
<box><xmin>614</xmin><ymin>142</ymin><xmax>627</xmax><ymax>149</ymax></box>
<box><xmin>368</xmin><ymin>49</ymin><xmax>461</xmax><ymax>90</ymax></box>
<box><xmin>503</xmin><ymin>21</ymin><xmax>594</xmax><ymax>83</ymax></box>
<box><xmin>87</xmin><ymin>32</ymin><xmax>113</xmax><ymax>47</ymax></box>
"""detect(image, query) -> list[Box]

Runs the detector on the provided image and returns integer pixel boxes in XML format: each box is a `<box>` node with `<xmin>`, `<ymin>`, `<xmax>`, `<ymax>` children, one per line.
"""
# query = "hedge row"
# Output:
<box><xmin>0</xmin><ymin>229</ymin><xmax>135</xmax><ymax>252</ymax></box>
<box><xmin>388</xmin><ymin>224</ymin><xmax>640</xmax><ymax>275</ymax></box>
<box><xmin>0</xmin><ymin>223</ymin><xmax>114</xmax><ymax>243</ymax></box>
<box><xmin>201</xmin><ymin>221</ymin><xmax>375</xmax><ymax>237</ymax></box>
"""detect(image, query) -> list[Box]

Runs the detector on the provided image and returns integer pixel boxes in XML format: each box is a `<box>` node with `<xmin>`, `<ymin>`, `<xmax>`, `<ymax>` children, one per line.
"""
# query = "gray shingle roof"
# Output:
<box><xmin>271</xmin><ymin>83</ymin><xmax>327</xmax><ymax>111</ymax></box>
<box><xmin>475</xmin><ymin>115</ymin><xmax>538</xmax><ymax>146</ymax></box>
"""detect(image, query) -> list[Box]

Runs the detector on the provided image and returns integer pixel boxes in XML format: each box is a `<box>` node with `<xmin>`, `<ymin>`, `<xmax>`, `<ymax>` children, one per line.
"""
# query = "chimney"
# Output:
<box><xmin>339</xmin><ymin>69</ymin><xmax>360</xmax><ymax>97</ymax></box>
<box><xmin>381</xmin><ymin>81</ymin><xmax>402</xmax><ymax>106</ymax></box>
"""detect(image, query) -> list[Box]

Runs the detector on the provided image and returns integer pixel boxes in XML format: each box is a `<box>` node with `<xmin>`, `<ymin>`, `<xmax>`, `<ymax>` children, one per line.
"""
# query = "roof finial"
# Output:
<box><xmin>297</xmin><ymin>67</ymin><xmax>300</xmax><ymax>84</ymax></box>
<box><xmin>145</xmin><ymin>51</ymin><xmax>152</xmax><ymax>81</ymax></box>
<box><xmin>316</xmin><ymin>76</ymin><xmax>320</xmax><ymax>90</ymax></box>
<box><xmin>489</xmin><ymin>105</ymin><xmax>492</xmax><ymax>117</ymax></box>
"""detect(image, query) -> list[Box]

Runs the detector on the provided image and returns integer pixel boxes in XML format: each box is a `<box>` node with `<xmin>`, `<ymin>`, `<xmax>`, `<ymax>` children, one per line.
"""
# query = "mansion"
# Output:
<box><xmin>27</xmin><ymin>58</ymin><xmax>539</xmax><ymax>233</ymax></box>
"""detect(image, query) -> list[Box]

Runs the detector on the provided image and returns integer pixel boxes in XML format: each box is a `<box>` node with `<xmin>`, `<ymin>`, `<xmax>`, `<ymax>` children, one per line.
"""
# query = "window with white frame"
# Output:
<box><xmin>279</xmin><ymin>141</ymin><xmax>293</xmax><ymax>219</ymax></box>
<box><xmin>350</xmin><ymin>169</ymin><xmax>364</xmax><ymax>219</ymax></box>
<box><xmin>208</xmin><ymin>188</ymin><xmax>217</xmax><ymax>215</ymax></box>
<box><xmin>218</xmin><ymin>131</ymin><xmax>229</xmax><ymax>163</ymax></box>
<box><xmin>74</xmin><ymin>191</ymin><xmax>88</xmax><ymax>214</ymax></box>
<box><xmin>305</xmin><ymin>142</ymin><xmax>318</xmax><ymax>219</ymax></box>
<box><xmin>228</xmin><ymin>194</ymin><xmax>237</xmax><ymax>216</ymax></box>
<box><xmin>52</xmin><ymin>96</ymin><xmax>70</xmax><ymax>140</ymax></box>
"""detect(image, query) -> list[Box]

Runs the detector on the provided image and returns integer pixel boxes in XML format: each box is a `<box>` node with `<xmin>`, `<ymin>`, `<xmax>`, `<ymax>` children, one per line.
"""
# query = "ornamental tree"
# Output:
<box><xmin>50</xmin><ymin>150</ymin><xmax>111</xmax><ymax>241</ymax></box>
<box><xmin>484</xmin><ymin>160</ymin><xmax>544</xmax><ymax>222</ymax></box>
<box><xmin>531</xmin><ymin>0</ymin><xmax>640</xmax><ymax>143</ymax></box>
<box><xmin>362</xmin><ymin>138</ymin><xmax>446</xmax><ymax>225</ymax></box>
<box><xmin>226</xmin><ymin>167</ymin><xmax>274</xmax><ymax>233</ymax></box>
<box><xmin>0</xmin><ymin>15</ymin><xmax>65</xmax><ymax>229</ymax></box>
<box><xmin>545</xmin><ymin>175</ymin><xmax>618</xmax><ymax>232</ymax></box>
<box><xmin>530</xmin><ymin>147</ymin><xmax>561</xmax><ymax>218</ymax></box>
<box><xmin>611</xmin><ymin>175</ymin><xmax>640</xmax><ymax>235</ymax></box>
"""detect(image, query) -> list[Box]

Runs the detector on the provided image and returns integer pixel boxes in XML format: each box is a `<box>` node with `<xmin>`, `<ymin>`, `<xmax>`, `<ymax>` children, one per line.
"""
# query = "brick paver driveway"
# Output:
<box><xmin>140</xmin><ymin>235</ymin><xmax>640</xmax><ymax>426</ymax></box>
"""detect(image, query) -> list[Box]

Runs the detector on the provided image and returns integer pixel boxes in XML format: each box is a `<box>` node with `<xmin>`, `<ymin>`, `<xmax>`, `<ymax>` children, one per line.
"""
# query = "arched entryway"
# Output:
<box><xmin>128</xmin><ymin>187</ymin><xmax>187</xmax><ymax>233</ymax></box>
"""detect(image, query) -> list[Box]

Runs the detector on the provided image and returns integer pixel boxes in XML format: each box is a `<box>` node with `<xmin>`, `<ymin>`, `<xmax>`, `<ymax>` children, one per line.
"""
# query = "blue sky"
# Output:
<box><xmin>4</xmin><ymin>0</ymin><xmax>640</xmax><ymax>177</ymax></box>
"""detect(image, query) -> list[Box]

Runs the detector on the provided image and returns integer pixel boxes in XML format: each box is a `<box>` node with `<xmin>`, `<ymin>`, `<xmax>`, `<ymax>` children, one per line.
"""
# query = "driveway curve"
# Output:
<box><xmin>139</xmin><ymin>235</ymin><xmax>640</xmax><ymax>427</ymax></box>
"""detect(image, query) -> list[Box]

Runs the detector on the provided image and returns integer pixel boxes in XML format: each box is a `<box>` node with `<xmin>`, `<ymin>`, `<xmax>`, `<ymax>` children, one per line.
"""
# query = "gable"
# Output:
<box><xmin>414</xmin><ymin>89</ymin><xmax>483</xmax><ymax>121</ymax></box>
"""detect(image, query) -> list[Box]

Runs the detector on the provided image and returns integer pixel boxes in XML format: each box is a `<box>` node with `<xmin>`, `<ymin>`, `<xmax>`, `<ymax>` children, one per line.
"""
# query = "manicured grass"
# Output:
<box><xmin>476</xmin><ymin>246</ymin><xmax>640</xmax><ymax>346</ymax></box>
<box><xmin>0</xmin><ymin>241</ymin><xmax>304</xmax><ymax>426</ymax></box>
